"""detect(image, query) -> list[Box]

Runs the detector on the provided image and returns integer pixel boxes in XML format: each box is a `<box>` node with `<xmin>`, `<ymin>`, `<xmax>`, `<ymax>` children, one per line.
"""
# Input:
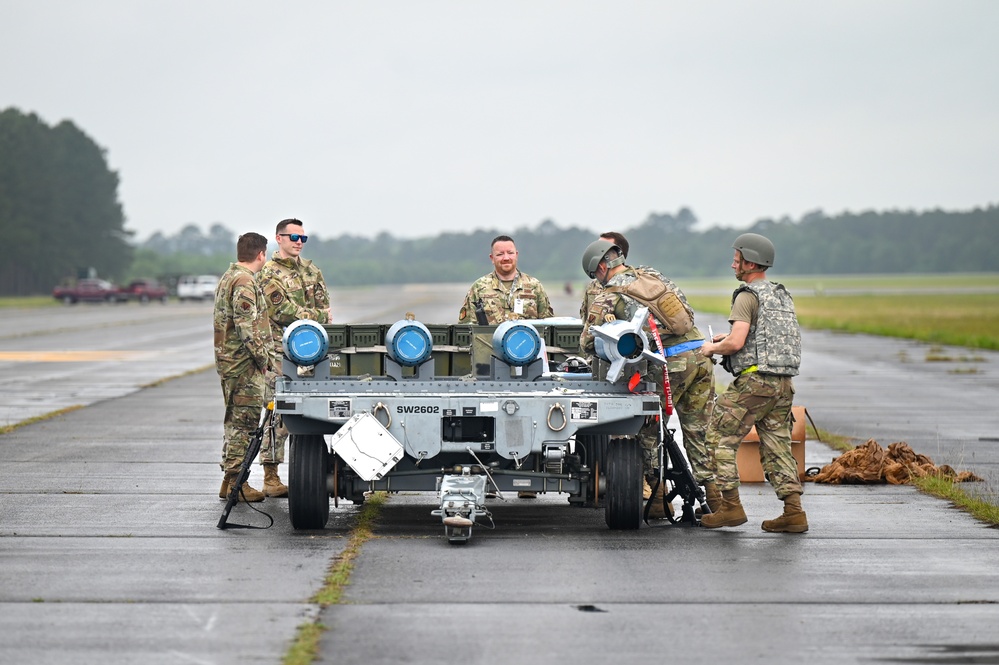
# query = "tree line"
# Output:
<box><xmin>132</xmin><ymin>206</ymin><xmax>998</xmax><ymax>291</ymax></box>
<box><xmin>2</xmin><ymin>106</ymin><xmax>996</xmax><ymax>297</ymax></box>
<box><xmin>1</xmin><ymin>108</ymin><xmax>133</xmax><ymax>296</ymax></box>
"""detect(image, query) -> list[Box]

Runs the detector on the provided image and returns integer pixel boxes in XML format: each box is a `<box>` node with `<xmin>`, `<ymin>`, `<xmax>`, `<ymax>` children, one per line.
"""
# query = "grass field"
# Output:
<box><xmin>0</xmin><ymin>296</ymin><xmax>58</xmax><ymax>308</ymax></box>
<box><xmin>684</xmin><ymin>272</ymin><xmax>999</xmax><ymax>351</ymax></box>
<box><xmin>5</xmin><ymin>273</ymin><xmax>998</xmax><ymax>349</ymax></box>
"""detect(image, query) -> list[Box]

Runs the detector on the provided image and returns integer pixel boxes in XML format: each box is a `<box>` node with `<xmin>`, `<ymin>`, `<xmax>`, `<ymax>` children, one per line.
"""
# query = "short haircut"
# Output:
<box><xmin>237</xmin><ymin>232</ymin><xmax>268</xmax><ymax>262</ymax></box>
<box><xmin>276</xmin><ymin>218</ymin><xmax>304</xmax><ymax>234</ymax></box>
<box><xmin>491</xmin><ymin>235</ymin><xmax>515</xmax><ymax>250</ymax></box>
<box><xmin>599</xmin><ymin>231</ymin><xmax>629</xmax><ymax>258</ymax></box>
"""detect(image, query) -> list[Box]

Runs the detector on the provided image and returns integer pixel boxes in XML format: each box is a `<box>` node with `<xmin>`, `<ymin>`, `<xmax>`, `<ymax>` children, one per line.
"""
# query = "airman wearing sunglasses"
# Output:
<box><xmin>256</xmin><ymin>218</ymin><xmax>332</xmax><ymax>497</ymax></box>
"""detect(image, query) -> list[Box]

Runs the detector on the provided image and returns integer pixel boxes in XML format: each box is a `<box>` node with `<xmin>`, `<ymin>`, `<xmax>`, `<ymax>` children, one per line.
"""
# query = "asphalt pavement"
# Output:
<box><xmin>1</xmin><ymin>289</ymin><xmax>998</xmax><ymax>664</ymax></box>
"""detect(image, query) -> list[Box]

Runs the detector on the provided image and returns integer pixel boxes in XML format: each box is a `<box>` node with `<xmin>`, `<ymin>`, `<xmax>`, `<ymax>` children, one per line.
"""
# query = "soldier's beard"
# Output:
<box><xmin>495</xmin><ymin>263</ymin><xmax>516</xmax><ymax>279</ymax></box>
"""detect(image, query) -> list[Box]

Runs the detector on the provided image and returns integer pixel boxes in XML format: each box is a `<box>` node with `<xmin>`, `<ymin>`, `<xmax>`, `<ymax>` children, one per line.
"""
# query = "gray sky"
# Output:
<box><xmin>3</xmin><ymin>1</ymin><xmax>997</xmax><ymax>242</ymax></box>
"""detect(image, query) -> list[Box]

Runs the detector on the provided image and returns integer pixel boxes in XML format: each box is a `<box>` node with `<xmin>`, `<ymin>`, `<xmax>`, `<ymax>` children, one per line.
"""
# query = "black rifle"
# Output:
<box><xmin>217</xmin><ymin>402</ymin><xmax>274</xmax><ymax>530</ymax></box>
<box><xmin>642</xmin><ymin>312</ymin><xmax>709</xmax><ymax>525</ymax></box>
<box><xmin>646</xmin><ymin>422</ymin><xmax>709</xmax><ymax>526</ymax></box>
<box><xmin>474</xmin><ymin>299</ymin><xmax>489</xmax><ymax>325</ymax></box>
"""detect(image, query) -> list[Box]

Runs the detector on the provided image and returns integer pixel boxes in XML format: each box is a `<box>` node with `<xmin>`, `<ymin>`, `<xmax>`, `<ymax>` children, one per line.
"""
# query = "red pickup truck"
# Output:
<box><xmin>52</xmin><ymin>279</ymin><xmax>121</xmax><ymax>304</ymax></box>
<box><xmin>53</xmin><ymin>278</ymin><xmax>170</xmax><ymax>304</ymax></box>
<box><xmin>116</xmin><ymin>279</ymin><xmax>169</xmax><ymax>303</ymax></box>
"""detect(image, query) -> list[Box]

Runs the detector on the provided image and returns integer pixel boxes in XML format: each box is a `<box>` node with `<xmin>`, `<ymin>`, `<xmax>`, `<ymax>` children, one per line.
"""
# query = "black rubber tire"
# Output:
<box><xmin>604</xmin><ymin>437</ymin><xmax>643</xmax><ymax>530</ymax></box>
<box><xmin>288</xmin><ymin>434</ymin><xmax>330</xmax><ymax>529</ymax></box>
<box><xmin>582</xmin><ymin>434</ymin><xmax>610</xmax><ymax>476</ymax></box>
<box><xmin>576</xmin><ymin>433</ymin><xmax>609</xmax><ymax>506</ymax></box>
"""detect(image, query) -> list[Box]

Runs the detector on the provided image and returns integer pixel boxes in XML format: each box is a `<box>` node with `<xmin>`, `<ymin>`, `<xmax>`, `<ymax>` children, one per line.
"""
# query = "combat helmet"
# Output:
<box><xmin>732</xmin><ymin>233</ymin><xmax>775</xmax><ymax>267</ymax></box>
<box><xmin>581</xmin><ymin>239</ymin><xmax>624</xmax><ymax>278</ymax></box>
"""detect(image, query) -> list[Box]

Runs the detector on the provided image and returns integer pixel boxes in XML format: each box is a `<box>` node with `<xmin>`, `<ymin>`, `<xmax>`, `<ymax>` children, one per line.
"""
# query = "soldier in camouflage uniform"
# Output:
<box><xmin>579</xmin><ymin>240</ymin><xmax>717</xmax><ymax>518</ymax></box>
<box><xmin>699</xmin><ymin>233</ymin><xmax>807</xmax><ymax>533</ymax></box>
<box><xmin>213</xmin><ymin>232</ymin><xmax>275</xmax><ymax>503</ymax></box>
<box><xmin>458</xmin><ymin>235</ymin><xmax>554</xmax><ymax>324</ymax></box>
<box><xmin>579</xmin><ymin>231</ymin><xmax>630</xmax><ymax>320</ymax></box>
<box><xmin>256</xmin><ymin>219</ymin><xmax>332</xmax><ymax>497</ymax></box>
<box><xmin>459</xmin><ymin>235</ymin><xmax>553</xmax><ymax>498</ymax></box>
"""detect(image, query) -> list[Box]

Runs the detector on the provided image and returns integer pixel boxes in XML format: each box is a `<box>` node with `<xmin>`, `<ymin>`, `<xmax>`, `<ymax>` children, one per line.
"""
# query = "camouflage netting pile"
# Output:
<box><xmin>807</xmin><ymin>439</ymin><xmax>983</xmax><ymax>485</ymax></box>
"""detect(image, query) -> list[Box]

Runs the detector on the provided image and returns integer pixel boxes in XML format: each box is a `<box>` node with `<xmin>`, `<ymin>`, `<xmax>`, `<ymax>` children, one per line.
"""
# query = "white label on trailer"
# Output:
<box><xmin>570</xmin><ymin>401</ymin><xmax>598</xmax><ymax>421</ymax></box>
<box><xmin>329</xmin><ymin>399</ymin><xmax>352</xmax><ymax>419</ymax></box>
<box><xmin>480</xmin><ymin>401</ymin><xmax>499</xmax><ymax>412</ymax></box>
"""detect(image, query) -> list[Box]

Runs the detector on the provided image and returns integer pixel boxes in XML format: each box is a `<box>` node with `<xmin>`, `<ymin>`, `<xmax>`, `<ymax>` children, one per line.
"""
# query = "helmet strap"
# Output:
<box><xmin>734</xmin><ymin>257</ymin><xmax>751</xmax><ymax>281</ymax></box>
<box><xmin>605</xmin><ymin>254</ymin><xmax>625</xmax><ymax>271</ymax></box>
<box><xmin>598</xmin><ymin>254</ymin><xmax>625</xmax><ymax>285</ymax></box>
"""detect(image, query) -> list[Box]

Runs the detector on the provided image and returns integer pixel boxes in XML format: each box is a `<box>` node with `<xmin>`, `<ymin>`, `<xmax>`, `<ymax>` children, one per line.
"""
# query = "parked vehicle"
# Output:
<box><xmin>177</xmin><ymin>275</ymin><xmax>220</xmax><ymax>301</ymax></box>
<box><xmin>117</xmin><ymin>279</ymin><xmax>169</xmax><ymax>304</ymax></box>
<box><xmin>272</xmin><ymin>309</ymin><xmax>705</xmax><ymax>543</ymax></box>
<box><xmin>52</xmin><ymin>279</ymin><xmax>120</xmax><ymax>304</ymax></box>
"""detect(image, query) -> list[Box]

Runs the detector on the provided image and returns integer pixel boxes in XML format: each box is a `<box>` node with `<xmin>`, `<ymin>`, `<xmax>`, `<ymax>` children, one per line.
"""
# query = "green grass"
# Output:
<box><xmin>0</xmin><ymin>406</ymin><xmax>84</xmax><ymax>435</ymax></box>
<box><xmin>681</xmin><ymin>272</ymin><xmax>999</xmax><ymax>293</ymax></box>
<box><xmin>0</xmin><ymin>296</ymin><xmax>58</xmax><ymax>308</ymax></box>
<box><xmin>809</xmin><ymin>427</ymin><xmax>857</xmax><ymax>454</ymax></box>
<box><xmin>807</xmin><ymin>428</ymin><xmax>999</xmax><ymax>527</ymax></box>
<box><xmin>912</xmin><ymin>474</ymin><xmax>999</xmax><ymax>527</ymax></box>
<box><xmin>686</xmin><ymin>273</ymin><xmax>999</xmax><ymax>350</ymax></box>
<box><xmin>283</xmin><ymin>492</ymin><xmax>386</xmax><ymax>665</ymax></box>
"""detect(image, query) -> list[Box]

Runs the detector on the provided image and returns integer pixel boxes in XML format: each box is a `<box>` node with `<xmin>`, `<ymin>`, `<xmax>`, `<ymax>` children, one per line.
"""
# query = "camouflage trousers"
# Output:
<box><xmin>708</xmin><ymin>372</ymin><xmax>802</xmax><ymax>499</ymax></box>
<box><xmin>640</xmin><ymin>350</ymin><xmax>716</xmax><ymax>483</ymax></box>
<box><xmin>259</xmin><ymin>412</ymin><xmax>287</xmax><ymax>465</ymax></box>
<box><xmin>219</xmin><ymin>369</ymin><xmax>266</xmax><ymax>474</ymax></box>
<box><xmin>258</xmin><ymin>354</ymin><xmax>286</xmax><ymax>464</ymax></box>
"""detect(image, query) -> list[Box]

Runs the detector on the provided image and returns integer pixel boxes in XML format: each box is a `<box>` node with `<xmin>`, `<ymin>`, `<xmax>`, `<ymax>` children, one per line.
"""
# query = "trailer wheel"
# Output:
<box><xmin>288</xmin><ymin>434</ymin><xmax>330</xmax><ymax>529</ymax></box>
<box><xmin>577</xmin><ymin>433</ymin><xmax>609</xmax><ymax>506</ymax></box>
<box><xmin>604</xmin><ymin>437</ymin><xmax>643</xmax><ymax>530</ymax></box>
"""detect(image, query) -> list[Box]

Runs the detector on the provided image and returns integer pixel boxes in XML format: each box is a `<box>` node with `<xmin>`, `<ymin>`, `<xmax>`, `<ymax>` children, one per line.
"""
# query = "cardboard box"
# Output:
<box><xmin>737</xmin><ymin>405</ymin><xmax>808</xmax><ymax>482</ymax></box>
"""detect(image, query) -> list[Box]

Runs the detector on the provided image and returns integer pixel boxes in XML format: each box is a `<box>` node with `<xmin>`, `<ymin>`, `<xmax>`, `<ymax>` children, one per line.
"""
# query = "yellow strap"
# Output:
<box><xmin>740</xmin><ymin>365</ymin><xmax>759</xmax><ymax>375</ymax></box>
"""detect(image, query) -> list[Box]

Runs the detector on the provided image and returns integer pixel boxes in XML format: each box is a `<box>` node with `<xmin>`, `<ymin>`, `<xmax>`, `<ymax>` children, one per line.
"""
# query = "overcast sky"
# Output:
<box><xmin>3</xmin><ymin>1</ymin><xmax>997</xmax><ymax>242</ymax></box>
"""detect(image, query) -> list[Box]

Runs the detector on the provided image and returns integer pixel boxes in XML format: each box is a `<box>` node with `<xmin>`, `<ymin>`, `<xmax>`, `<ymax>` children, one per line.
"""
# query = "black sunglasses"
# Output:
<box><xmin>278</xmin><ymin>233</ymin><xmax>308</xmax><ymax>243</ymax></box>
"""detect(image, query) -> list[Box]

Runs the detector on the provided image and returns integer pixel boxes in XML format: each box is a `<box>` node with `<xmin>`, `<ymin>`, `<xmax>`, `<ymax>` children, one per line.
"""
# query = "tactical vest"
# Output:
<box><xmin>602</xmin><ymin>267</ymin><xmax>700</xmax><ymax>348</ymax></box>
<box><xmin>727</xmin><ymin>280</ymin><xmax>801</xmax><ymax>376</ymax></box>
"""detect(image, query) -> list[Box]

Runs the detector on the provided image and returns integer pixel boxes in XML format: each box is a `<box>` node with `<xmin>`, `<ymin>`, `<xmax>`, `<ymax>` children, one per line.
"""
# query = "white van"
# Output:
<box><xmin>177</xmin><ymin>274</ymin><xmax>220</xmax><ymax>301</ymax></box>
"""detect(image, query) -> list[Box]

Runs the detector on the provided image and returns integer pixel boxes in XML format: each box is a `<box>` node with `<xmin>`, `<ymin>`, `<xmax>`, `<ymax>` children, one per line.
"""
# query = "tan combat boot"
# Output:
<box><xmin>761</xmin><ymin>492</ymin><xmax>809</xmax><ymax>533</ymax></box>
<box><xmin>223</xmin><ymin>471</ymin><xmax>266</xmax><ymax>503</ymax></box>
<box><xmin>645</xmin><ymin>482</ymin><xmax>674</xmax><ymax>519</ymax></box>
<box><xmin>694</xmin><ymin>481</ymin><xmax>723</xmax><ymax>518</ymax></box>
<box><xmin>643</xmin><ymin>478</ymin><xmax>653</xmax><ymax>500</ymax></box>
<box><xmin>700</xmin><ymin>488</ymin><xmax>747</xmax><ymax>528</ymax></box>
<box><xmin>263</xmin><ymin>463</ymin><xmax>289</xmax><ymax>498</ymax></box>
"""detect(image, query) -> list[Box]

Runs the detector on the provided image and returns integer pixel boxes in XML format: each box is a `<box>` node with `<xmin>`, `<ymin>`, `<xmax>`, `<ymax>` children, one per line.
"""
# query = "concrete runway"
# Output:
<box><xmin>1</xmin><ymin>286</ymin><xmax>997</xmax><ymax>664</ymax></box>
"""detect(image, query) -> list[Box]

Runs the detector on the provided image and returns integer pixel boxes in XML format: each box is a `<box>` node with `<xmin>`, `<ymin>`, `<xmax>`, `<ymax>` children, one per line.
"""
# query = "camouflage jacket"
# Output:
<box><xmin>213</xmin><ymin>263</ymin><xmax>274</xmax><ymax>378</ymax></box>
<box><xmin>579</xmin><ymin>278</ymin><xmax>603</xmax><ymax>319</ymax></box>
<box><xmin>580</xmin><ymin>265</ymin><xmax>701</xmax><ymax>355</ymax></box>
<box><xmin>257</xmin><ymin>253</ymin><xmax>331</xmax><ymax>349</ymax></box>
<box><xmin>458</xmin><ymin>270</ymin><xmax>554</xmax><ymax>324</ymax></box>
